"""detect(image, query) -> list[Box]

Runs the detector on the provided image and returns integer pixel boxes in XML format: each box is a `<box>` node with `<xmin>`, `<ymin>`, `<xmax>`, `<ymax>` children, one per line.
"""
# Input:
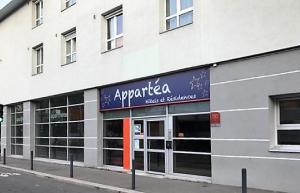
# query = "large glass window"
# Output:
<box><xmin>103</xmin><ymin>119</ymin><xmax>123</xmax><ymax>167</ymax></box>
<box><xmin>35</xmin><ymin>93</ymin><xmax>84</xmax><ymax>162</ymax></box>
<box><xmin>173</xmin><ymin>114</ymin><xmax>211</xmax><ymax>177</ymax></box>
<box><xmin>11</xmin><ymin>104</ymin><xmax>24</xmax><ymax>156</ymax></box>
<box><xmin>63</xmin><ymin>29</ymin><xmax>77</xmax><ymax>64</ymax></box>
<box><xmin>34</xmin><ymin>0</ymin><xmax>43</xmax><ymax>26</ymax></box>
<box><xmin>277</xmin><ymin>98</ymin><xmax>300</xmax><ymax>145</ymax></box>
<box><xmin>166</xmin><ymin>0</ymin><xmax>193</xmax><ymax>30</ymax></box>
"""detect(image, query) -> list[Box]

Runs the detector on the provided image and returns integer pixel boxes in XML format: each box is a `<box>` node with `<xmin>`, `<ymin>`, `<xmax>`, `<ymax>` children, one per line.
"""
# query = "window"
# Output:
<box><xmin>33</xmin><ymin>45</ymin><xmax>43</xmax><ymax>75</ymax></box>
<box><xmin>103</xmin><ymin>119</ymin><xmax>123</xmax><ymax>167</ymax></box>
<box><xmin>35</xmin><ymin>93</ymin><xmax>84</xmax><ymax>162</ymax></box>
<box><xmin>104</xmin><ymin>7</ymin><xmax>123</xmax><ymax>51</ymax></box>
<box><xmin>166</xmin><ymin>0</ymin><xmax>193</xmax><ymax>30</ymax></box>
<box><xmin>65</xmin><ymin>0</ymin><xmax>76</xmax><ymax>8</ymax></box>
<box><xmin>11</xmin><ymin>104</ymin><xmax>24</xmax><ymax>156</ymax></box>
<box><xmin>34</xmin><ymin>0</ymin><xmax>43</xmax><ymax>26</ymax></box>
<box><xmin>276</xmin><ymin>98</ymin><xmax>300</xmax><ymax>146</ymax></box>
<box><xmin>63</xmin><ymin>29</ymin><xmax>76</xmax><ymax>64</ymax></box>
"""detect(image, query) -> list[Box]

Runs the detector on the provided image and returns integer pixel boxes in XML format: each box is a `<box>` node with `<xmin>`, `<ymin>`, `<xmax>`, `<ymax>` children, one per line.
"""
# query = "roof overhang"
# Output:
<box><xmin>0</xmin><ymin>0</ymin><xmax>28</xmax><ymax>23</ymax></box>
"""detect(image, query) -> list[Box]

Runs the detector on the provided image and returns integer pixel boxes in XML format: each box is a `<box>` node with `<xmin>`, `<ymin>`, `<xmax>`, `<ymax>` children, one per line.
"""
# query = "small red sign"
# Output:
<box><xmin>211</xmin><ymin>112</ymin><xmax>221</xmax><ymax>126</ymax></box>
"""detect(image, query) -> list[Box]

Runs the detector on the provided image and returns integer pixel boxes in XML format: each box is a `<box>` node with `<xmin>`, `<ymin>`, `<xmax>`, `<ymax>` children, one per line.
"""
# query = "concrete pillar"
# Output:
<box><xmin>84</xmin><ymin>89</ymin><xmax>102</xmax><ymax>167</ymax></box>
<box><xmin>1</xmin><ymin>106</ymin><xmax>11</xmax><ymax>156</ymax></box>
<box><xmin>23</xmin><ymin>102</ymin><xmax>35</xmax><ymax>159</ymax></box>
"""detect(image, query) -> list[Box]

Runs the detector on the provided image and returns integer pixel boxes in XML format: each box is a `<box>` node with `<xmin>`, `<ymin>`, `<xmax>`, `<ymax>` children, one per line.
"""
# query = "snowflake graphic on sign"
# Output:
<box><xmin>103</xmin><ymin>95</ymin><xmax>111</xmax><ymax>106</ymax></box>
<box><xmin>189</xmin><ymin>76</ymin><xmax>201</xmax><ymax>90</ymax></box>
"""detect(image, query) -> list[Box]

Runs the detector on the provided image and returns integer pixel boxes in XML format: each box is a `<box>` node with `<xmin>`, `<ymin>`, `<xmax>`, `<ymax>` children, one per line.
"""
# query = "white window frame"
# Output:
<box><xmin>64</xmin><ymin>30</ymin><xmax>77</xmax><ymax>64</ymax></box>
<box><xmin>35</xmin><ymin>45</ymin><xmax>44</xmax><ymax>74</ymax></box>
<box><xmin>105</xmin><ymin>9</ymin><xmax>123</xmax><ymax>51</ymax></box>
<box><xmin>165</xmin><ymin>0</ymin><xmax>193</xmax><ymax>30</ymax></box>
<box><xmin>34</xmin><ymin>0</ymin><xmax>43</xmax><ymax>26</ymax></box>
<box><xmin>274</xmin><ymin>97</ymin><xmax>300</xmax><ymax>151</ymax></box>
<box><xmin>65</xmin><ymin>0</ymin><xmax>76</xmax><ymax>8</ymax></box>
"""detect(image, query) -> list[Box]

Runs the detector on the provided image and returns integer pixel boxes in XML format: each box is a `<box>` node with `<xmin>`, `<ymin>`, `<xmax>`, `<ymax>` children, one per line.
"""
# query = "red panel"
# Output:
<box><xmin>123</xmin><ymin>118</ymin><xmax>131</xmax><ymax>170</ymax></box>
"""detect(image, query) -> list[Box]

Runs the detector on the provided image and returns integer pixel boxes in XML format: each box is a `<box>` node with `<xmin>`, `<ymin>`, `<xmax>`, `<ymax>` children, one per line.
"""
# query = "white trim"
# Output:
<box><xmin>84</xmin><ymin>118</ymin><xmax>97</xmax><ymax>121</ymax></box>
<box><xmin>214</xmin><ymin>107</ymin><xmax>268</xmax><ymax>113</ymax></box>
<box><xmin>212</xmin><ymin>154</ymin><xmax>300</xmax><ymax>161</ymax></box>
<box><xmin>211</xmin><ymin>70</ymin><xmax>300</xmax><ymax>86</ymax></box>
<box><xmin>84</xmin><ymin>99</ymin><xmax>97</xmax><ymax>103</ymax></box>
<box><xmin>211</xmin><ymin>138</ymin><xmax>270</xmax><ymax>142</ymax></box>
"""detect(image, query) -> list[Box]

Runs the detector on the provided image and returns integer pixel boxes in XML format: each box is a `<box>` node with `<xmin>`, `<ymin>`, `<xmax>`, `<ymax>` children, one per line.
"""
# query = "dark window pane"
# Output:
<box><xmin>50</xmin><ymin>138</ymin><xmax>67</xmax><ymax>146</ymax></box>
<box><xmin>69</xmin><ymin>122</ymin><xmax>84</xmax><ymax>137</ymax></box>
<box><xmin>50</xmin><ymin>108</ymin><xmax>67</xmax><ymax>122</ymax></box>
<box><xmin>11</xmin><ymin>138</ymin><xmax>16</xmax><ymax>144</ymax></box>
<box><xmin>36</xmin><ymin>99</ymin><xmax>49</xmax><ymax>109</ymax></box>
<box><xmin>147</xmin><ymin>139</ymin><xmax>164</xmax><ymax>150</ymax></box>
<box><xmin>69</xmin><ymin>105</ymin><xmax>84</xmax><ymax>121</ymax></box>
<box><xmin>16</xmin><ymin>138</ymin><xmax>23</xmax><ymax>144</ymax></box>
<box><xmin>280</xmin><ymin>99</ymin><xmax>300</xmax><ymax>124</ymax></box>
<box><xmin>11</xmin><ymin>126</ymin><xmax>15</xmax><ymax>136</ymax></box>
<box><xmin>166</xmin><ymin>17</ymin><xmax>177</xmax><ymax>30</ymax></box>
<box><xmin>50</xmin><ymin>96</ymin><xmax>67</xmax><ymax>107</ymax></box>
<box><xmin>174</xmin><ymin>140</ymin><xmax>211</xmax><ymax>152</ymax></box>
<box><xmin>104</xmin><ymin>139</ymin><xmax>123</xmax><ymax>149</ymax></box>
<box><xmin>11</xmin><ymin>114</ymin><xmax>15</xmax><ymax>125</ymax></box>
<box><xmin>103</xmin><ymin>150</ymin><xmax>123</xmax><ymax>167</ymax></box>
<box><xmin>35</xmin><ymin>124</ymin><xmax>49</xmax><ymax>137</ymax></box>
<box><xmin>134</xmin><ymin>151</ymin><xmax>144</xmax><ymax>170</ymax></box>
<box><xmin>68</xmin><ymin>93</ymin><xmax>84</xmax><ymax>105</ymax></box>
<box><xmin>278</xmin><ymin>130</ymin><xmax>300</xmax><ymax>145</ymax></box>
<box><xmin>50</xmin><ymin>123</ymin><xmax>67</xmax><ymax>137</ymax></box>
<box><xmin>36</xmin><ymin>138</ymin><xmax>49</xmax><ymax>145</ymax></box>
<box><xmin>16</xmin><ymin>145</ymin><xmax>23</xmax><ymax>155</ymax></box>
<box><xmin>173</xmin><ymin>114</ymin><xmax>211</xmax><ymax>138</ymax></box>
<box><xmin>36</xmin><ymin>146</ymin><xmax>49</xmax><ymax>158</ymax></box>
<box><xmin>104</xmin><ymin>120</ymin><xmax>123</xmax><ymax>137</ymax></box>
<box><xmin>50</xmin><ymin>147</ymin><xmax>67</xmax><ymax>160</ymax></box>
<box><xmin>11</xmin><ymin>145</ymin><xmax>16</xmax><ymax>155</ymax></box>
<box><xmin>147</xmin><ymin>121</ymin><xmax>164</xmax><ymax>137</ymax></box>
<box><xmin>69</xmin><ymin>139</ymin><xmax>84</xmax><ymax>147</ymax></box>
<box><xmin>16</xmin><ymin>126</ymin><xmax>23</xmax><ymax>137</ymax></box>
<box><xmin>148</xmin><ymin>152</ymin><xmax>165</xmax><ymax>173</ymax></box>
<box><xmin>179</xmin><ymin>11</ymin><xmax>193</xmax><ymax>26</ymax></box>
<box><xmin>132</xmin><ymin>106</ymin><xmax>166</xmax><ymax>117</ymax></box>
<box><xmin>36</xmin><ymin>110</ymin><xmax>49</xmax><ymax>123</ymax></box>
<box><xmin>103</xmin><ymin>110</ymin><xmax>130</xmax><ymax>119</ymax></box>
<box><xmin>16</xmin><ymin>113</ymin><xmax>23</xmax><ymax>124</ymax></box>
<box><xmin>69</xmin><ymin>148</ymin><xmax>84</xmax><ymax>162</ymax></box>
<box><xmin>174</xmin><ymin>153</ymin><xmax>211</xmax><ymax>176</ymax></box>
<box><xmin>166</xmin><ymin>0</ymin><xmax>177</xmax><ymax>16</ymax></box>
<box><xmin>168</xmin><ymin>102</ymin><xmax>210</xmax><ymax>114</ymax></box>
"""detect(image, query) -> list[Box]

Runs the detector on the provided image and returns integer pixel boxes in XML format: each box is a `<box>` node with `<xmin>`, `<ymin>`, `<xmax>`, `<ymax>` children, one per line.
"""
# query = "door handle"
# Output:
<box><xmin>166</xmin><ymin>140</ymin><xmax>172</xmax><ymax>149</ymax></box>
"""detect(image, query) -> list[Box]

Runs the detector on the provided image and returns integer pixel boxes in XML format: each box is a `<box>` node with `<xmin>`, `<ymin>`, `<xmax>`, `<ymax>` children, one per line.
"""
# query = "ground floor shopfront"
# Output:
<box><xmin>1</xmin><ymin>47</ymin><xmax>300</xmax><ymax>193</ymax></box>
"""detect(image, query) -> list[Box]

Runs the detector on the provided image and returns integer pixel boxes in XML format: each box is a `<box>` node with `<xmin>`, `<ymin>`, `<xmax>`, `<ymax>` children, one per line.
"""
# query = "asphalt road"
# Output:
<box><xmin>0</xmin><ymin>167</ymin><xmax>113</xmax><ymax>193</ymax></box>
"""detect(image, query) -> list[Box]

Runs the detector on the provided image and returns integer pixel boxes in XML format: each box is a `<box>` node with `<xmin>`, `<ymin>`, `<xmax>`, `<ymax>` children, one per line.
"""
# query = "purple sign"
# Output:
<box><xmin>100</xmin><ymin>68</ymin><xmax>210</xmax><ymax>111</ymax></box>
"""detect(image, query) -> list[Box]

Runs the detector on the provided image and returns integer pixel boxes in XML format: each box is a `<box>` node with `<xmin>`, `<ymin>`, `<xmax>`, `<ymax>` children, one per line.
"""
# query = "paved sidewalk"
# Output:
<box><xmin>0</xmin><ymin>157</ymin><xmax>279</xmax><ymax>193</ymax></box>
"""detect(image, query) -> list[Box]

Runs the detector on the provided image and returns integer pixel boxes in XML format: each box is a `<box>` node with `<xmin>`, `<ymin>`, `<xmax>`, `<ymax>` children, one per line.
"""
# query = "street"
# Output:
<box><xmin>0</xmin><ymin>167</ymin><xmax>112</xmax><ymax>193</ymax></box>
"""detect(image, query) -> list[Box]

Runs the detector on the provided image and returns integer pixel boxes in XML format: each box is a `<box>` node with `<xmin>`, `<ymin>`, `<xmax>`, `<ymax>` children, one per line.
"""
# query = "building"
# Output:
<box><xmin>0</xmin><ymin>0</ymin><xmax>300</xmax><ymax>192</ymax></box>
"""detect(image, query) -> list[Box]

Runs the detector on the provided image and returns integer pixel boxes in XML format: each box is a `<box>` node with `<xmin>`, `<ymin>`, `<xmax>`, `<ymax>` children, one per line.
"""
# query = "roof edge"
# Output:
<box><xmin>0</xmin><ymin>0</ymin><xmax>28</xmax><ymax>23</ymax></box>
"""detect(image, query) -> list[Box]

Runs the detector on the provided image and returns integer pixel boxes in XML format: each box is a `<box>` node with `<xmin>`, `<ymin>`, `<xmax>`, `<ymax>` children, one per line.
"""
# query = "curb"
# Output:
<box><xmin>0</xmin><ymin>164</ymin><xmax>143</xmax><ymax>193</ymax></box>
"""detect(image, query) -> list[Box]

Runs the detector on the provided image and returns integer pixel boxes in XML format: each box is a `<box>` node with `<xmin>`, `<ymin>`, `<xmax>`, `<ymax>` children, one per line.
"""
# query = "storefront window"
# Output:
<box><xmin>11</xmin><ymin>103</ymin><xmax>24</xmax><ymax>156</ymax></box>
<box><xmin>35</xmin><ymin>93</ymin><xmax>84</xmax><ymax>161</ymax></box>
<box><xmin>103</xmin><ymin>119</ymin><xmax>123</xmax><ymax>167</ymax></box>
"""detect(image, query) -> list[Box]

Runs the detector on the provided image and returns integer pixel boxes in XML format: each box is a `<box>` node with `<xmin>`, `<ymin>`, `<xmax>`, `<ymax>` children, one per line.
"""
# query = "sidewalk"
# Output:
<box><xmin>0</xmin><ymin>157</ymin><xmax>278</xmax><ymax>193</ymax></box>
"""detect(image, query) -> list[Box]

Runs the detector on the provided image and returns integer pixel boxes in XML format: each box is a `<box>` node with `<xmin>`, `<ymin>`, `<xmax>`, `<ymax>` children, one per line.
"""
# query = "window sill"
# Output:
<box><xmin>101</xmin><ymin>46</ymin><xmax>123</xmax><ymax>54</ymax></box>
<box><xmin>269</xmin><ymin>146</ymin><xmax>300</xmax><ymax>153</ymax></box>
<box><xmin>61</xmin><ymin>2</ymin><xmax>76</xmax><ymax>12</ymax></box>
<box><xmin>32</xmin><ymin>72</ymin><xmax>43</xmax><ymax>76</ymax></box>
<box><xmin>61</xmin><ymin>61</ymin><xmax>76</xmax><ymax>66</ymax></box>
<box><xmin>32</xmin><ymin>23</ymin><xmax>43</xmax><ymax>30</ymax></box>
<box><xmin>159</xmin><ymin>22</ymin><xmax>193</xmax><ymax>35</ymax></box>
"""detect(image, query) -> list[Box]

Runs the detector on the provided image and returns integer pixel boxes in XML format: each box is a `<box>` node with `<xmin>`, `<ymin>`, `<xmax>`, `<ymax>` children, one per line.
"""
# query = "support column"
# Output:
<box><xmin>1</xmin><ymin>106</ymin><xmax>11</xmax><ymax>156</ymax></box>
<box><xmin>23</xmin><ymin>102</ymin><xmax>35</xmax><ymax>159</ymax></box>
<box><xmin>84</xmin><ymin>89</ymin><xmax>101</xmax><ymax>167</ymax></box>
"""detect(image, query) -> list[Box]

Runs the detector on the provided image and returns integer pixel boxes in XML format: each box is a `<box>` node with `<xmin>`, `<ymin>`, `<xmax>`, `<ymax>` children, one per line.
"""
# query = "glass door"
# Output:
<box><xmin>133</xmin><ymin>118</ymin><xmax>167</xmax><ymax>174</ymax></box>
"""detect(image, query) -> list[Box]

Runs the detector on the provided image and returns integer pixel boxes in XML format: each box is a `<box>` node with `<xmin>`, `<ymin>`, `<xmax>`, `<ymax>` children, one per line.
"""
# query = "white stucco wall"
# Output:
<box><xmin>0</xmin><ymin>0</ymin><xmax>300</xmax><ymax>104</ymax></box>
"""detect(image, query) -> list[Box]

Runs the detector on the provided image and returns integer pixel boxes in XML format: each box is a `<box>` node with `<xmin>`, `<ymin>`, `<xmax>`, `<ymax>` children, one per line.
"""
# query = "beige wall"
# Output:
<box><xmin>1</xmin><ymin>0</ymin><xmax>300</xmax><ymax>104</ymax></box>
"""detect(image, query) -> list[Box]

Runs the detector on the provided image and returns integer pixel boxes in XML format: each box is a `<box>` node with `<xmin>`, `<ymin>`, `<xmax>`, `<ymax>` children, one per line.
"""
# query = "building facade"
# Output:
<box><xmin>1</xmin><ymin>0</ymin><xmax>300</xmax><ymax>192</ymax></box>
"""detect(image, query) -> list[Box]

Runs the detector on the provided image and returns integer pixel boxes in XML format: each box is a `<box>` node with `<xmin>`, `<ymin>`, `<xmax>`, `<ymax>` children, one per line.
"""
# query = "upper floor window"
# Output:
<box><xmin>166</xmin><ymin>0</ymin><xmax>193</xmax><ymax>30</ymax></box>
<box><xmin>34</xmin><ymin>0</ymin><xmax>43</xmax><ymax>26</ymax></box>
<box><xmin>104</xmin><ymin>8</ymin><xmax>123</xmax><ymax>51</ymax></box>
<box><xmin>63</xmin><ymin>29</ymin><xmax>77</xmax><ymax>65</ymax></box>
<box><xmin>276</xmin><ymin>98</ymin><xmax>300</xmax><ymax>146</ymax></box>
<box><xmin>33</xmin><ymin>44</ymin><xmax>43</xmax><ymax>75</ymax></box>
<box><xmin>64</xmin><ymin>0</ymin><xmax>76</xmax><ymax>8</ymax></box>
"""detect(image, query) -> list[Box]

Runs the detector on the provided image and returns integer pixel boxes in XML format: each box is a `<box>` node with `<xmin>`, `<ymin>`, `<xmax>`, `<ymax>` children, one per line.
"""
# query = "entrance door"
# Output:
<box><xmin>133</xmin><ymin>118</ymin><xmax>167</xmax><ymax>174</ymax></box>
